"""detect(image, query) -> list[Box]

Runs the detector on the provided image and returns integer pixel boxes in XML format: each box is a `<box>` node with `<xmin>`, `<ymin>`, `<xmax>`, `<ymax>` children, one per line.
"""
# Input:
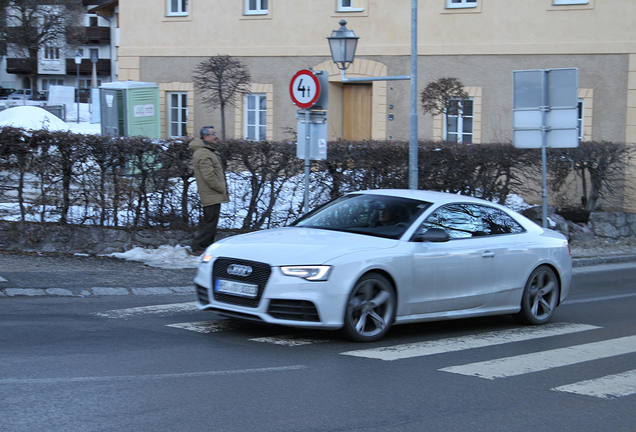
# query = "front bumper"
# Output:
<box><xmin>194</xmin><ymin>257</ymin><xmax>349</xmax><ymax>329</ymax></box>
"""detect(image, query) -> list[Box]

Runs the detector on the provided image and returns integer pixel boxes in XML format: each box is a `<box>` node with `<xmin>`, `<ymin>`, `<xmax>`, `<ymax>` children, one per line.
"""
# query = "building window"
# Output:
<box><xmin>44</xmin><ymin>46</ymin><xmax>60</xmax><ymax>60</ymax></box>
<box><xmin>553</xmin><ymin>0</ymin><xmax>588</xmax><ymax>4</ymax></box>
<box><xmin>168</xmin><ymin>92</ymin><xmax>188</xmax><ymax>137</ymax></box>
<box><xmin>167</xmin><ymin>0</ymin><xmax>188</xmax><ymax>16</ymax></box>
<box><xmin>445</xmin><ymin>99</ymin><xmax>473</xmax><ymax>144</ymax></box>
<box><xmin>447</xmin><ymin>0</ymin><xmax>477</xmax><ymax>8</ymax></box>
<box><xmin>41</xmin><ymin>79</ymin><xmax>64</xmax><ymax>91</ymax></box>
<box><xmin>337</xmin><ymin>0</ymin><xmax>364</xmax><ymax>12</ymax></box>
<box><xmin>244</xmin><ymin>94</ymin><xmax>266</xmax><ymax>140</ymax></box>
<box><xmin>245</xmin><ymin>0</ymin><xmax>268</xmax><ymax>15</ymax></box>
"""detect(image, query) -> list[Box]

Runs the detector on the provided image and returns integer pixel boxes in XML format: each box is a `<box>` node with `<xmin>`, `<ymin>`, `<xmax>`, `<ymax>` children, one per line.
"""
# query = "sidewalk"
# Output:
<box><xmin>1</xmin><ymin>245</ymin><xmax>636</xmax><ymax>297</ymax></box>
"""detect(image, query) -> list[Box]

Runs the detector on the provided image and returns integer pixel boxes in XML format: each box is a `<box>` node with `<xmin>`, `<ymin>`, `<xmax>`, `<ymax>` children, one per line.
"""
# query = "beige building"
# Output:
<box><xmin>109</xmin><ymin>0</ymin><xmax>635</xmax><ymax>205</ymax></box>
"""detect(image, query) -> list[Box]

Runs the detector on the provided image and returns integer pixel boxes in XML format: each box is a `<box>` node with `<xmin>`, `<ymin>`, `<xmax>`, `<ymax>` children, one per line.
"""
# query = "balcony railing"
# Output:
<box><xmin>85</xmin><ymin>26</ymin><xmax>111</xmax><ymax>44</ymax></box>
<box><xmin>5</xmin><ymin>57</ymin><xmax>111</xmax><ymax>76</ymax></box>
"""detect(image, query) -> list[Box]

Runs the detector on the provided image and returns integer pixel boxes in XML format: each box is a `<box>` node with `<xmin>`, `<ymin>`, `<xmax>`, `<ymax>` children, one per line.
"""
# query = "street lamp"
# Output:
<box><xmin>90</xmin><ymin>50</ymin><xmax>98</xmax><ymax>89</ymax></box>
<box><xmin>74</xmin><ymin>50</ymin><xmax>82</xmax><ymax>123</ymax></box>
<box><xmin>327</xmin><ymin>20</ymin><xmax>358</xmax><ymax>71</ymax></box>
<box><xmin>327</xmin><ymin>2</ymin><xmax>419</xmax><ymax>189</ymax></box>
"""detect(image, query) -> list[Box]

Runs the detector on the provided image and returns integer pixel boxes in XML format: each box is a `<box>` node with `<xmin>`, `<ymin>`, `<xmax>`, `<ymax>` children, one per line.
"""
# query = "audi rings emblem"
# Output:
<box><xmin>227</xmin><ymin>264</ymin><xmax>253</xmax><ymax>277</ymax></box>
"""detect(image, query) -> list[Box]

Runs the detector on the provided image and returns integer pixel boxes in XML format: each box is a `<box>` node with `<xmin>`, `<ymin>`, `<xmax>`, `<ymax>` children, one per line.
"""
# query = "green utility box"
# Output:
<box><xmin>100</xmin><ymin>81</ymin><xmax>160</xmax><ymax>138</ymax></box>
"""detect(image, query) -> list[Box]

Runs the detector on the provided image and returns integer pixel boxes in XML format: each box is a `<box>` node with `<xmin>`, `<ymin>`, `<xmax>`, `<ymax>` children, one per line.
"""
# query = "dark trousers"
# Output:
<box><xmin>192</xmin><ymin>204</ymin><xmax>221</xmax><ymax>251</ymax></box>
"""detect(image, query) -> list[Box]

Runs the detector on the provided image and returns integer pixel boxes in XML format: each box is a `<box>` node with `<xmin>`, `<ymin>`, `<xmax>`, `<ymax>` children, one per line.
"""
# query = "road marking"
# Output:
<box><xmin>0</xmin><ymin>365</ymin><xmax>307</xmax><ymax>386</ymax></box>
<box><xmin>0</xmin><ymin>276</ymin><xmax>7</xmax><ymax>283</ymax></box>
<box><xmin>553</xmin><ymin>369</ymin><xmax>636</xmax><ymax>399</ymax></box>
<box><xmin>563</xmin><ymin>292</ymin><xmax>636</xmax><ymax>305</ymax></box>
<box><xmin>95</xmin><ymin>302</ymin><xmax>197</xmax><ymax>318</ymax></box>
<box><xmin>166</xmin><ymin>320</ymin><xmax>249</xmax><ymax>333</ymax></box>
<box><xmin>341</xmin><ymin>323</ymin><xmax>600</xmax><ymax>361</ymax></box>
<box><xmin>250</xmin><ymin>336</ymin><xmax>329</xmax><ymax>346</ymax></box>
<box><xmin>440</xmin><ymin>335</ymin><xmax>636</xmax><ymax>379</ymax></box>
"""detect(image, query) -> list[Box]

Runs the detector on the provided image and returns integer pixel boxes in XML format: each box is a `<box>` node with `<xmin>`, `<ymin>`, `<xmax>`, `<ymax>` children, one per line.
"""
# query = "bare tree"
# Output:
<box><xmin>549</xmin><ymin>141</ymin><xmax>634</xmax><ymax>211</ymax></box>
<box><xmin>192</xmin><ymin>55</ymin><xmax>251</xmax><ymax>140</ymax></box>
<box><xmin>0</xmin><ymin>0</ymin><xmax>86</xmax><ymax>100</ymax></box>
<box><xmin>420</xmin><ymin>77</ymin><xmax>469</xmax><ymax>117</ymax></box>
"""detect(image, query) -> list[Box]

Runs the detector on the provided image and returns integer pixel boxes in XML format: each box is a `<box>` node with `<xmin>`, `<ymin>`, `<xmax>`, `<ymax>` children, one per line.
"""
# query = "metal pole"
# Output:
<box><xmin>408</xmin><ymin>0</ymin><xmax>418</xmax><ymax>190</ymax></box>
<box><xmin>76</xmin><ymin>62</ymin><xmax>80</xmax><ymax>123</ymax></box>
<box><xmin>304</xmin><ymin>110</ymin><xmax>311</xmax><ymax>214</ymax></box>
<box><xmin>541</xmin><ymin>70</ymin><xmax>548</xmax><ymax>228</ymax></box>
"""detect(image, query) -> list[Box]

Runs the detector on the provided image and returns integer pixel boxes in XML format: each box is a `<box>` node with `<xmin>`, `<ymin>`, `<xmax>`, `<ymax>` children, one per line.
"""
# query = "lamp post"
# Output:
<box><xmin>74</xmin><ymin>50</ymin><xmax>82</xmax><ymax>123</ymax></box>
<box><xmin>90</xmin><ymin>50</ymin><xmax>98</xmax><ymax>89</ymax></box>
<box><xmin>327</xmin><ymin>1</ymin><xmax>419</xmax><ymax>189</ymax></box>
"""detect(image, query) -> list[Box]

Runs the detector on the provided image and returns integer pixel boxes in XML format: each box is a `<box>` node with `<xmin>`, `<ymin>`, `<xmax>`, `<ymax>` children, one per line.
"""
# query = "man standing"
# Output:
<box><xmin>189</xmin><ymin>125</ymin><xmax>229</xmax><ymax>255</ymax></box>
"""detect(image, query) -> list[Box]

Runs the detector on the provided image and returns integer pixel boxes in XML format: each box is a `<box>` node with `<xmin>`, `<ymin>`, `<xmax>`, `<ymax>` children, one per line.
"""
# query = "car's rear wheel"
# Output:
<box><xmin>343</xmin><ymin>273</ymin><xmax>396</xmax><ymax>342</ymax></box>
<box><xmin>517</xmin><ymin>265</ymin><xmax>559</xmax><ymax>325</ymax></box>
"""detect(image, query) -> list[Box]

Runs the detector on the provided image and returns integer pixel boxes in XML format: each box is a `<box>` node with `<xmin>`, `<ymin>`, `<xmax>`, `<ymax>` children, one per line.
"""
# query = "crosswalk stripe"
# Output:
<box><xmin>95</xmin><ymin>302</ymin><xmax>197</xmax><ymax>318</ymax></box>
<box><xmin>341</xmin><ymin>323</ymin><xmax>600</xmax><ymax>361</ymax></box>
<box><xmin>440</xmin><ymin>335</ymin><xmax>636</xmax><ymax>379</ymax></box>
<box><xmin>250</xmin><ymin>336</ymin><xmax>329</xmax><ymax>346</ymax></box>
<box><xmin>166</xmin><ymin>320</ymin><xmax>247</xmax><ymax>333</ymax></box>
<box><xmin>552</xmin><ymin>369</ymin><xmax>636</xmax><ymax>399</ymax></box>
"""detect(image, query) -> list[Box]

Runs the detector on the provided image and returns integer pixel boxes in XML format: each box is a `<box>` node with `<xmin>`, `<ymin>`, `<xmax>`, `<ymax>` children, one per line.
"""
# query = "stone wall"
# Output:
<box><xmin>0</xmin><ymin>220</ymin><xmax>196</xmax><ymax>254</ymax></box>
<box><xmin>522</xmin><ymin>207</ymin><xmax>636</xmax><ymax>242</ymax></box>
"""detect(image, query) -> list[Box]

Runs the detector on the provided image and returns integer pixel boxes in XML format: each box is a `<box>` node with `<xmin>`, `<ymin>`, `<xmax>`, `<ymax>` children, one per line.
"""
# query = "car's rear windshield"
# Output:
<box><xmin>292</xmin><ymin>194</ymin><xmax>432</xmax><ymax>239</ymax></box>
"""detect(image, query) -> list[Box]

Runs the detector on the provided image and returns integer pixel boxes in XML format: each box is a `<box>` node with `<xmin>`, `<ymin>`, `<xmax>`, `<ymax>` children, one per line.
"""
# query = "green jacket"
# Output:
<box><xmin>189</xmin><ymin>138</ymin><xmax>229</xmax><ymax>207</ymax></box>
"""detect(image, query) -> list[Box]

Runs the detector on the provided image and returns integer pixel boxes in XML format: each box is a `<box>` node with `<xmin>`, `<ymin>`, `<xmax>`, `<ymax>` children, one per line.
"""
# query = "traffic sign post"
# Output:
<box><xmin>290</xmin><ymin>70</ymin><xmax>328</xmax><ymax>213</ymax></box>
<box><xmin>290</xmin><ymin>69</ymin><xmax>321</xmax><ymax>109</ymax></box>
<box><xmin>513</xmin><ymin>68</ymin><xmax>579</xmax><ymax>228</ymax></box>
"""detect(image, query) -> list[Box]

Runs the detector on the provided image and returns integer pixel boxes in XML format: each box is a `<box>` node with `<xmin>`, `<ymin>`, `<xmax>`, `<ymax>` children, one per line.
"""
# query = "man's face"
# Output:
<box><xmin>203</xmin><ymin>129</ymin><xmax>218</xmax><ymax>144</ymax></box>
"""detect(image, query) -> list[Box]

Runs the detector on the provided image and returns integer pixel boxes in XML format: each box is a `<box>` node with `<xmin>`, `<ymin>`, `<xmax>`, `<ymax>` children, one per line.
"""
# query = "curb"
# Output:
<box><xmin>0</xmin><ymin>286</ymin><xmax>195</xmax><ymax>298</ymax></box>
<box><xmin>572</xmin><ymin>254</ymin><xmax>636</xmax><ymax>267</ymax></box>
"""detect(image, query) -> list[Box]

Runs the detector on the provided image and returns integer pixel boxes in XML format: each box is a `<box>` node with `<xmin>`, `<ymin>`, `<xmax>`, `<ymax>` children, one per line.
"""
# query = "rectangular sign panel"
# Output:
<box><xmin>513</xmin><ymin>68</ymin><xmax>579</xmax><ymax>149</ymax></box>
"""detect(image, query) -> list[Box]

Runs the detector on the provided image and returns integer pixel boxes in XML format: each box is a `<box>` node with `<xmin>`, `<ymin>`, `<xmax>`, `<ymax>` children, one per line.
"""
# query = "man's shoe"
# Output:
<box><xmin>190</xmin><ymin>250</ymin><xmax>205</xmax><ymax>256</ymax></box>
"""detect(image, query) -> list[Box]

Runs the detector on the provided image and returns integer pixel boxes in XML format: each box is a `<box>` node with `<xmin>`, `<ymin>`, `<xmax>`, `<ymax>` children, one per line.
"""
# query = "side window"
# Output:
<box><xmin>421</xmin><ymin>204</ymin><xmax>525</xmax><ymax>239</ymax></box>
<box><xmin>479</xmin><ymin>206</ymin><xmax>525</xmax><ymax>235</ymax></box>
<box><xmin>421</xmin><ymin>204</ymin><xmax>483</xmax><ymax>239</ymax></box>
<box><xmin>167</xmin><ymin>0</ymin><xmax>188</xmax><ymax>16</ymax></box>
<box><xmin>245</xmin><ymin>0</ymin><xmax>268</xmax><ymax>15</ymax></box>
<box><xmin>168</xmin><ymin>92</ymin><xmax>188</xmax><ymax>137</ymax></box>
<box><xmin>446</xmin><ymin>0</ymin><xmax>477</xmax><ymax>8</ymax></box>
<box><xmin>244</xmin><ymin>93</ymin><xmax>266</xmax><ymax>140</ymax></box>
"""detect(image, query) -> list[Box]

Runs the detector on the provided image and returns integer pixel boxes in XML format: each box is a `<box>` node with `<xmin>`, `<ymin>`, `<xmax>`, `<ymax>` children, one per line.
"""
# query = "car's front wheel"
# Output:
<box><xmin>343</xmin><ymin>273</ymin><xmax>396</xmax><ymax>342</ymax></box>
<box><xmin>517</xmin><ymin>265</ymin><xmax>560</xmax><ymax>325</ymax></box>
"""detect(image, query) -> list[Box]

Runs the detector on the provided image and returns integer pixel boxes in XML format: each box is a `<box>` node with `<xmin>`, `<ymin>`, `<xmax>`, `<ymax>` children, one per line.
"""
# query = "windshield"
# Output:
<box><xmin>292</xmin><ymin>194</ymin><xmax>432</xmax><ymax>239</ymax></box>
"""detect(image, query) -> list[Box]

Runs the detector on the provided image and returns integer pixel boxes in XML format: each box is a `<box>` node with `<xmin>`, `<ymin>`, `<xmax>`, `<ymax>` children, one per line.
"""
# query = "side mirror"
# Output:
<box><xmin>413</xmin><ymin>228</ymin><xmax>450</xmax><ymax>243</ymax></box>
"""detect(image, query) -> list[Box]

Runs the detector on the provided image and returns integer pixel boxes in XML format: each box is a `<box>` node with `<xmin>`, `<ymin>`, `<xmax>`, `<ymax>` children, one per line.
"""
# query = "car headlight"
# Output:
<box><xmin>201</xmin><ymin>252</ymin><xmax>214</xmax><ymax>263</ymax></box>
<box><xmin>280</xmin><ymin>266</ymin><xmax>331</xmax><ymax>281</ymax></box>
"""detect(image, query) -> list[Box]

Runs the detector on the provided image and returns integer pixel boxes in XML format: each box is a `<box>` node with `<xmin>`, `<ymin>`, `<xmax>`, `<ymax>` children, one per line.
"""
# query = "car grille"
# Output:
<box><xmin>267</xmin><ymin>300</ymin><xmax>320</xmax><ymax>322</ymax></box>
<box><xmin>212</xmin><ymin>258</ymin><xmax>271</xmax><ymax>308</ymax></box>
<box><xmin>196</xmin><ymin>283</ymin><xmax>209</xmax><ymax>305</ymax></box>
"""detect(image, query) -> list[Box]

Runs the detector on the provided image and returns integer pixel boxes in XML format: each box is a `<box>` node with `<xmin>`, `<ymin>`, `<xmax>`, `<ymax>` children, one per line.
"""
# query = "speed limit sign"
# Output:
<box><xmin>290</xmin><ymin>69</ymin><xmax>321</xmax><ymax>109</ymax></box>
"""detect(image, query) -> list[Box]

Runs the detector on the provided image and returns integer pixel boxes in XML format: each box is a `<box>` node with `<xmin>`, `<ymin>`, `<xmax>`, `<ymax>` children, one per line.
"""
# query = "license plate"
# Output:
<box><xmin>214</xmin><ymin>279</ymin><xmax>258</xmax><ymax>298</ymax></box>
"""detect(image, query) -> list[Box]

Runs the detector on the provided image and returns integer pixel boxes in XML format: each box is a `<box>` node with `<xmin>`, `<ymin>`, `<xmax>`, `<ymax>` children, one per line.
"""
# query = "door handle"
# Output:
<box><xmin>482</xmin><ymin>251</ymin><xmax>495</xmax><ymax>258</ymax></box>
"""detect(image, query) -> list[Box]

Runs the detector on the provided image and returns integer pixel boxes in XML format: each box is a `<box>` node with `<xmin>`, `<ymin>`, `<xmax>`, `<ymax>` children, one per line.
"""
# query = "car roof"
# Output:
<box><xmin>349</xmin><ymin>189</ymin><xmax>501</xmax><ymax>206</ymax></box>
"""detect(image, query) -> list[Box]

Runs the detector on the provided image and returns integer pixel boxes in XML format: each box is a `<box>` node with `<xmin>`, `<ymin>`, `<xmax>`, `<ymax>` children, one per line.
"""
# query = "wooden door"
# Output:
<box><xmin>343</xmin><ymin>84</ymin><xmax>372</xmax><ymax>140</ymax></box>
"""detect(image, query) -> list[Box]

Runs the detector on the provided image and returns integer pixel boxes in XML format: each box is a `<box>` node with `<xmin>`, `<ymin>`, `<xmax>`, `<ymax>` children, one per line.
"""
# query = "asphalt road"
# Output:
<box><xmin>1</xmin><ymin>262</ymin><xmax>636</xmax><ymax>432</ymax></box>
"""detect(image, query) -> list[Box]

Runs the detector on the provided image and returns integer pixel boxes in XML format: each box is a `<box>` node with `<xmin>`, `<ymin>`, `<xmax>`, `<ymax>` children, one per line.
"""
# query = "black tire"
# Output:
<box><xmin>343</xmin><ymin>273</ymin><xmax>396</xmax><ymax>342</ymax></box>
<box><xmin>516</xmin><ymin>265</ymin><xmax>560</xmax><ymax>325</ymax></box>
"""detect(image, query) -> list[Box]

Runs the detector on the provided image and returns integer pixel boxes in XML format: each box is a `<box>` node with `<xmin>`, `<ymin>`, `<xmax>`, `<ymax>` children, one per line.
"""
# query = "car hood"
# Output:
<box><xmin>207</xmin><ymin>227</ymin><xmax>398</xmax><ymax>265</ymax></box>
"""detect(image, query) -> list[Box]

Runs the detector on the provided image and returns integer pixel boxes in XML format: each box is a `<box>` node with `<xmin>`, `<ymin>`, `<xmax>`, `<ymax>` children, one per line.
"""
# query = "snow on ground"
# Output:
<box><xmin>0</xmin><ymin>106</ymin><xmax>70</xmax><ymax>131</ymax></box>
<box><xmin>107</xmin><ymin>245</ymin><xmax>202</xmax><ymax>269</ymax></box>
<box><xmin>0</xmin><ymin>103</ymin><xmax>101</xmax><ymax>134</ymax></box>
